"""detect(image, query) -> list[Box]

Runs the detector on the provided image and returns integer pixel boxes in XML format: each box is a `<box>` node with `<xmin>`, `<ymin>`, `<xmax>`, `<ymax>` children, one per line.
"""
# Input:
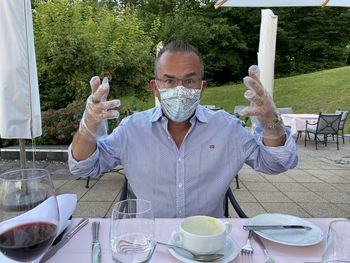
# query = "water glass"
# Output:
<box><xmin>110</xmin><ymin>199</ymin><xmax>155</xmax><ymax>263</ymax></box>
<box><xmin>322</xmin><ymin>220</ymin><xmax>350</xmax><ymax>263</ymax></box>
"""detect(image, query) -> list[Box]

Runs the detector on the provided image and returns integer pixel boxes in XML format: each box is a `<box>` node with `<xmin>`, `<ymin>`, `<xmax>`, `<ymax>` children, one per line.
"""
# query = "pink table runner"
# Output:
<box><xmin>46</xmin><ymin>217</ymin><xmax>334</xmax><ymax>263</ymax></box>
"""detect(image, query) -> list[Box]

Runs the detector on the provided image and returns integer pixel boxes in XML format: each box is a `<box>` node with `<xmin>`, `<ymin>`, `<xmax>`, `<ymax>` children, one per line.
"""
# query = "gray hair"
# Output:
<box><xmin>154</xmin><ymin>40</ymin><xmax>204</xmax><ymax>79</ymax></box>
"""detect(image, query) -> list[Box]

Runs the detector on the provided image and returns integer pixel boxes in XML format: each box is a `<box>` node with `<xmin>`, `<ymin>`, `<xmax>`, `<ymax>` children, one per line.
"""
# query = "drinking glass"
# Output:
<box><xmin>0</xmin><ymin>169</ymin><xmax>59</xmax><ymax>263</ymax></box>
<box><xmin>110</xmin><ymin>199</ymin><xmax>155</xmax><ymax>263</ymax></box>
<box><xmin>322</xmin><ymin>220</ymin><xmax>350</xmax><ymax>263</ymax></box>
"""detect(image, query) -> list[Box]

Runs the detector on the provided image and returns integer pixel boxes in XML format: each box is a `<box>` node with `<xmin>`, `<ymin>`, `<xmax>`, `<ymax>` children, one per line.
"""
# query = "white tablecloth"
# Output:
<box><xmin>281</xmin><ymin>114</ymin><xmax>319</xmax><ymax>135</ymax></box>
<box><xmin>42</xmin><ymin>217</ymin><xmax>336</xmax><ymax>263</ymax></box>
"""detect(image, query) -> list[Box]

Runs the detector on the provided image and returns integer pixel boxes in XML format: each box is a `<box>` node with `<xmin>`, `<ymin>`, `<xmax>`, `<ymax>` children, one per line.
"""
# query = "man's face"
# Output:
<box><xmin>150</xmin><ymin>51</ymin><xmax>207</xmax><ymax>98</ymax></box>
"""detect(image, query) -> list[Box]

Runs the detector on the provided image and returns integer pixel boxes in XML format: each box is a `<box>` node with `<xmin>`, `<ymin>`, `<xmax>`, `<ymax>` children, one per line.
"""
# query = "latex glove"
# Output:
<box><xmin>241</xmin><ymin>65</ymin><xmax>285</xmax><ymax>140</ymax></box>
<box><xmin>79</xmin><ymin>76</ymin><xmax>121</xmax><ymax>142</ymax></box>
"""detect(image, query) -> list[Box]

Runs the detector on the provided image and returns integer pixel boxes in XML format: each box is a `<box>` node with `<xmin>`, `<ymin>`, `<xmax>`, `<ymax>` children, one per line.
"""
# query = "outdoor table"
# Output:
<box><xmin>281</xmin><ymin>113</ymin><xmax>319</xmax><ymax>135</ymax></box>
<box><xmin>45</xmin><ymin>217</ymin><xmax>336</xmax><ymax>263</ymax></box>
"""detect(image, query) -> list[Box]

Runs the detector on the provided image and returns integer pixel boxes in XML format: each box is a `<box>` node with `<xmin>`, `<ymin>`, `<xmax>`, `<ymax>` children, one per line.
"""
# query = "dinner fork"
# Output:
<box><xmin>241</xmin><ymin>230</ymin><xmax>254</xmax><ymax>254</ymax></box>
<box><xmin>253</xmin><ymin>232</ymin><xmax>276</xmax><ymax>263</ymax></box>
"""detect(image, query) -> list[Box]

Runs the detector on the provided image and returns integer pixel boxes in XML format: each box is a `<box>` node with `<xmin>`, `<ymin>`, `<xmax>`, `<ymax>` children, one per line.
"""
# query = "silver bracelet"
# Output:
<box><xmin>262</xmin><ymin>115</ymin><xmax>284</xmax><ymax>129</ymax></box>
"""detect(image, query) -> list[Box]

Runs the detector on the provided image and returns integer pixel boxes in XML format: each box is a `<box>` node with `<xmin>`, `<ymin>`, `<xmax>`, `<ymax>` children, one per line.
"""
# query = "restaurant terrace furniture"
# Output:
<box><xmin>203</xmin><ymin>104</ymin><xmax>222</xmax><ymax>111</ymax></box>
<box><xmin>280</xmin><ymin>113</ymin><xmax>319</xmax><ymax>142</ymax></box>
<box><xmin>276</xmin><ymin>107</ymin><xmax>293</xmax><ymax>115</ymax></box>
<box><xmin>304</xmin><ymin>113</ymin><xmax>342</xmax><ymax>150</ymax></box>
<box><xmin>335</xmin><ymin>109</ymin><xmax>349</xmax><ymax>144</ymax></box>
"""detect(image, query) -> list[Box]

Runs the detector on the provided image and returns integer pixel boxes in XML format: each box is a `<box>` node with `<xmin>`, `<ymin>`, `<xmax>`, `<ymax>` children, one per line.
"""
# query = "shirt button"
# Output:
<box><xmin>178</xmin><ymin>158</ymin><xmax>181</xmax><ymax>162</ymax></box>
<box><xmin>178</xmin><ymin>183</ymin><xmax>182</xmax><ymax>188</ymax></box>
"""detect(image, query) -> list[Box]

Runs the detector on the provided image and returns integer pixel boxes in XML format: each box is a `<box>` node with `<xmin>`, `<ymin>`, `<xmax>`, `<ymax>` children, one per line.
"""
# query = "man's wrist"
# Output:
<box><xmin>262</xmin><ymin>114</ymin><xmax>284</xmax><ymax>129</ymax></box>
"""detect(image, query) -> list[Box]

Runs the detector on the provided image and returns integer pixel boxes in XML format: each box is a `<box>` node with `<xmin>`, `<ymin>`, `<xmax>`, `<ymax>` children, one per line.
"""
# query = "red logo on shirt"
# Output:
<box><xmin>209</xmin><ymin>144</ymin><xmax>215</xmax><ymax>149</ymax></box>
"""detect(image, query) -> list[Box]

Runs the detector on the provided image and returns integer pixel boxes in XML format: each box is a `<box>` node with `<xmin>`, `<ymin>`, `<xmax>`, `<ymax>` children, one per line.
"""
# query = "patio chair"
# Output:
<box><xmin>118</xmin><ymin>176</ymin><xmax>247</xmax><ymax>218</ymax></box>
<box><xmin>233</xmin><ymin>105</ymin><xmax>249</xmax><ymax>127</ymax></box>
<box><xmin>304</xmin><ymin>113</ymin><xmax>342</xmax><ymax>150</ymax></box>
<box><xmin>335</xmin><ymin>109</ymin><xmax>349</xmax><ymax>144</ymax></box>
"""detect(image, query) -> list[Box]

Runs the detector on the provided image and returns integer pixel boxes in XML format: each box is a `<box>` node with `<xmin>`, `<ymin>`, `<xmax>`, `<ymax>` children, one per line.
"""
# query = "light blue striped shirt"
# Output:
<box><xmin>68</xmin><ymin>105</ymin><xmax>298</xmax><ymax>218</ymax></box>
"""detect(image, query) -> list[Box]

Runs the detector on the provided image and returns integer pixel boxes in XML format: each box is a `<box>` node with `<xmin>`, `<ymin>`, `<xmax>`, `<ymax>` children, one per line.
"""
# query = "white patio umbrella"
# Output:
<box><xmin>215</xmin><ymin>0</ymin><xmax>350</xmax><ymax>8</ymax></box>
<box><xmin>0</xmin><ymin>0</ymin><xmax>42</xmax><ymax>166</ymax></box>
<box><xmin>258</xmin><ymin>9</ymin><xmax>278</xmax><ymax>97</ymax></box>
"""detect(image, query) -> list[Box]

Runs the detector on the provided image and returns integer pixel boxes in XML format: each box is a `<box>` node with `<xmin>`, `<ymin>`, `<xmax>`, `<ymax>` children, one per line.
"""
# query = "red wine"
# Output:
<box><xmin>0</xmin><ymin>221</ymin><xmax>57</xmax><ymax>262</ymax></box>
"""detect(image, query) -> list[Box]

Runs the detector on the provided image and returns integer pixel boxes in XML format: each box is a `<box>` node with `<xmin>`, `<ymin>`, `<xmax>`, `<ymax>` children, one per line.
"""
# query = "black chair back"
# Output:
<box><xmin>316</xmin><ymin>113</ymin><xmax>341</xmax><ymax>135</ymax></box>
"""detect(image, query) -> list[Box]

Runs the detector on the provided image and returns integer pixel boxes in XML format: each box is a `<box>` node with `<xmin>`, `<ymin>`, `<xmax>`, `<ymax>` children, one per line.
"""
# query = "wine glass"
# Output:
<box><xmin>0</xmin><ymin>169</ymin><xmax>59</xmax><ymax>263</ymax></box>
<box><xmin>322</xmin><ymin>220</ymin><xmax>350</xmax><ymax>263</ymax></box>
<box><xmin>110</xmin><ymin>199</ymin><xmax>155</xmax><ymax>263</ymax></box>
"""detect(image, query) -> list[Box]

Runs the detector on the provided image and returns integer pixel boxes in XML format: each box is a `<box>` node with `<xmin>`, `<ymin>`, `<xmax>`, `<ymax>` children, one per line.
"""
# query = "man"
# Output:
<box><xmin>69</xmin><ymin>40</ymin><xmax>297</xmax><ymax>218</ymax></box>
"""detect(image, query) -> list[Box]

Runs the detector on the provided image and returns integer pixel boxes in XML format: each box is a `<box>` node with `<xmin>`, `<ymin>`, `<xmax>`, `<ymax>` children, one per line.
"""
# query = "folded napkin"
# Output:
<box><xmin>0</xmin><ymin>193</ymin><xmax>77</xmax><ymax>263</ymax></box>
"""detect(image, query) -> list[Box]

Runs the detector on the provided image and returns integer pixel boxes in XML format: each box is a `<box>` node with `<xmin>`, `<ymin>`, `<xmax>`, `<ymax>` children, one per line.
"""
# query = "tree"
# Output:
<box><xmin>33</xmin><ymin>0</ymin><xmax>157</xmax><ymax>110</ymax></box>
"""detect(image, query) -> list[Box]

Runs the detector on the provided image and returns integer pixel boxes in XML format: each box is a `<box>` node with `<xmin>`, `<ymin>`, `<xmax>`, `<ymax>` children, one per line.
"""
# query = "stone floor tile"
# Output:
<box><xmin>331</xmin><ymin>183</ymin><xmax>350</xmax><ymax>193</ymax></box>
<box><xmin>233</xmin><ymin>191</ymin><xmax>257</xmax><ymax>203</ymax></box>
<box><xmin>238</xmin><ymin>173</ymin><xmax>267</xmax><ymax>182</ymax></box>
<box><xmin>311</xmin><ymin>174</ymin><xmax>349</xmax><ymax>184</ymax></box>
<box><xmin>298</xmin><ymin>202</ymin><xmax>349</xmax><ymax>218</ymax></box>
<box><xmin>52</xmin><ymin>179</ymin><xmax>69</xmax><ymax>189</ymax></box>
<box><xmin>291</xmin><ymin>174</ymin><xmax>323</xmax><ymax>183</ymax></box>
<box><xmin>263</xmin><ymin>174</ymin><xmax>296</xmax><ymax>183</ymax></box>
<box><xmin>314</xmin><ymin>192</ymin><xmax>350</xmax><ymax>204</ymax></box>
<box><xmin>243</xmin><ymin>182</ymin><xmax>279</xmax><ymax>192</ymax></box>
<box><xmin>81</xmin><ymin>188</ymin><xmax>120</xmax><ymax>202</ymax></box>
<box><xmin>251</xmin><ymin>192</ymin><xmax>292</xmax><ymax>203</ymax></box>
<box><xmin>303</xmin><ymin>183</ymin><xmax>339</xmax><ymax>192</ymax></box>
<box><xmin>260</xmin><ymin>203</ymin><xmax>311</xmax><ymax>218</ymax></box>
<box><xmin>73</xmin><ymin>201</ymin><xmax>112</xmax><ymax>218</ymax></box>
<box><xmin>335</xmin><ymin>203</ymin><xmax>350</xmax><ymax>215</ymax></box>
<box><xmin>272</xmin><ymin>182</ymin><xmax>309</xmax><ymax>192</ymax></box>
<box><xmin>233</xmin><ymin>202</ymin><xmax>266</xmax><ymax>218</ymax></box>
<box><xmin>284</xmin><ymin>192</ymin><xmax>327</xmax><ymax>203</ymax></box>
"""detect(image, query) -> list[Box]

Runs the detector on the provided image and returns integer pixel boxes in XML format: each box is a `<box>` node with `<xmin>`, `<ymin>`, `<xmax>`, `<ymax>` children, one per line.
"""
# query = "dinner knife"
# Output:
<box><xmin>40</xmin><ymin>218</ymin><xmax>89</xmax><ymax>263</ymax></box>
<box><xmin>243</xmin><ymin>224</ymin><xmax>312</xmax><ymax>231</ymax></box>
<box><xmin>92</xmin><ymin>221</ymin><xmax>101</xmax><ymax>263</ymax></box>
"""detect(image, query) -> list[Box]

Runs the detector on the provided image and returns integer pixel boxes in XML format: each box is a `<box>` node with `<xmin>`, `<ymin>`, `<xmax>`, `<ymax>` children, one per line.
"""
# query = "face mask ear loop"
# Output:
<box><xmin>155</xmin><ymin>80</ymin><xmax>162</xmax><ymax>103</ymax></box>
<box><xmin>200</xmin><ymin>81</ymin><xmax>204</xmax><ymax>91</ymax></box>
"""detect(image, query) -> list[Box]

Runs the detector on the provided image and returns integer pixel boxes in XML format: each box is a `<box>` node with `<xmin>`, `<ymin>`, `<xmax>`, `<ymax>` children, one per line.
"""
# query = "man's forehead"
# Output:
<box><xmin>159</xmin><ymin>50</ymin><xmax>200</xmax><ymax>62</ymax></box>
<box><xmin>157</xmin><ymin>51</ymin><xmax>201</xmax><ymax>76</ymax></box>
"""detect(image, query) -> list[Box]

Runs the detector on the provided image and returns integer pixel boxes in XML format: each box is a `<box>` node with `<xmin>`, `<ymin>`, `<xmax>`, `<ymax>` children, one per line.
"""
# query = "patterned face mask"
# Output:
<box><xmin>158</xmin><ymin>85</ymin><xmax>202</xmax><ymax>122</ymax></box>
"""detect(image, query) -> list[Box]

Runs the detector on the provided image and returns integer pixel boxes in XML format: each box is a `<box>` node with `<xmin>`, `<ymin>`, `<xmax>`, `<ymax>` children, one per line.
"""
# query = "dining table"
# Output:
<box><xmin>44</xmin><ymin>217</ymin><xmax>337</xmax><ymax>263</ymax></box>
<box><xmin>281</xmin><ymin>114</ymin><xmax>319</xmax><ymax>136</ymax></box>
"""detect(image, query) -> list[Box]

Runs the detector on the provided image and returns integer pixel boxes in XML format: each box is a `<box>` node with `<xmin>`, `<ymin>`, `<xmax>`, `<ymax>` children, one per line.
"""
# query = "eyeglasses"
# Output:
<box><xmin>156</xmin><ymin>77</ymin><xmax>202</xmax><ymax>89</ymax></box>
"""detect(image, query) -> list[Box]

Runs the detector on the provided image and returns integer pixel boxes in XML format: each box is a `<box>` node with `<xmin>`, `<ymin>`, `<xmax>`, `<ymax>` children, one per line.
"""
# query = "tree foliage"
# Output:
<box><xmin>33</xmin><ymin>0</ymin><xmax>350</xmax><ymax>109</ymax></box>
<box><xmin>29</xmin><ymin>0</ymin><xmax>350</xmax><ymax>145</ymax></box>
<box><xmin>34</xmin><ymin>0</ymin><xmax>157</xmax><ymax>110</ymax></box>
<box><xmin>274</xmin><ymin>7</ymin><xmax>350</xmax><ymax>76</ymax></box>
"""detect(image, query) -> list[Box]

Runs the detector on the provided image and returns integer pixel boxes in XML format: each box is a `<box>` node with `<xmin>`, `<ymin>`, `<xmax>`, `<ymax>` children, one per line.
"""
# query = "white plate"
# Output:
<box><xmin>167</xmin><ymin>236</ymin><xmax>239</xmax><ymax>263</ymax></box>
<box><xmin>250</xmin><ymin>213</ymin><xmax>324</xmax><ymax>246</ymax></box>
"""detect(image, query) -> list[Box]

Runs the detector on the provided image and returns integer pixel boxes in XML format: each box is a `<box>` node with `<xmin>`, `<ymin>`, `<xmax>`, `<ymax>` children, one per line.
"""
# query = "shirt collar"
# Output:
<box><xmin>149</xmin><ymin>105</ymin><xmax>208</xmax><ymax>124</ymax></box>
<box><xmin>150</xmin><ymin>106</ymin><xmax>163</xmax><ymax>122</ymax></box>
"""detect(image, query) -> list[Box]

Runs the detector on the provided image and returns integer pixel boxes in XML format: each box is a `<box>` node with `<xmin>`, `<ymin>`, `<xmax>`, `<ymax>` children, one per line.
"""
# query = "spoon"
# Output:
<box><xmin>157</xmin><ymin>241</ymin><xmax>225</xmax><ymax>262</ymax></box>
<box><xmin>117</xmin><ymin>239</ymin><xmax>225</xmax><ymax>262</ymax></box>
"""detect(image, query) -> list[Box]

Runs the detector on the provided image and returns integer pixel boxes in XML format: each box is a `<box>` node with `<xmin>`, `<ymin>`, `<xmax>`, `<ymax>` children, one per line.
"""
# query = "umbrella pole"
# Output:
<box><xmin>19</xmin><ymin>139</ymin><xmax>26</xmax><ymax>168</ymax></box>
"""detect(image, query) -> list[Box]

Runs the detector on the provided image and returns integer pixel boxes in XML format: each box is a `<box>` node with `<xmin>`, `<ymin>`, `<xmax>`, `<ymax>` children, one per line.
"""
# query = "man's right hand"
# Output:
<box><xmin>79</xmin><ymin>76</ymin><xmax>120</xmax><ymax>142</ymax></box>
<box><xmin>71</xmin><ymin>76</ymin><xmax>120</xmax><ymax>161</ymax></box>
